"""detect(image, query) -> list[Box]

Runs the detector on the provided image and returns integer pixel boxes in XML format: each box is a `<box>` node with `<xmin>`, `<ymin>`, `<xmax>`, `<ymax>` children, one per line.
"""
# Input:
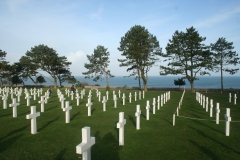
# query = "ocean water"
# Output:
<box><xmin>24</xmin><ymin>76</ymin><xmax>240</xmax><ymax>89</ymax></box>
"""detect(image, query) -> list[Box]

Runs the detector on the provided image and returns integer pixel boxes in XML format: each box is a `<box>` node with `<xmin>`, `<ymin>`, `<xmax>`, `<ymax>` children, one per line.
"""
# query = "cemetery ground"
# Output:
<box><xmin>0</xmin><ymin>88</ymin><xmax>240</xmax><ymax>160</ymax></box>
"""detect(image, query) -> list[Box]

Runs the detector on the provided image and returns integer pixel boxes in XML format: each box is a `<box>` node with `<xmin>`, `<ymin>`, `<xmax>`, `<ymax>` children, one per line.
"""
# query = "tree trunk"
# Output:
<box><xmin>141</xmin><ymin>74</ymin><xmax>148</xmax><ymax>92</ymax></box>
<box><xmin>0</xmin><ymin>76</ymin><xmax>2</xmax><ymax>87</ymax></box>
<box><xmin>137</xmin><ymin>69</ymin><xmax>141</xmax><ymax>90</ymax></box>
<box><xmin>53</xmin><ymin>76</ymin><xmax>57</xmax><ymax>88</ymax></box>
<box><xmin>106</xmin><ymin>74</ymin><xmax>109</xmax><ymax>86</ymax></box>
<box><xmin>220</xmin><ymin>63</ymin><xmax>223</xmax><ymax>92</ymax></box>
<box><xmin>190</xmin><ymin>82</ymin><xmax>194</xmax><ymax>93</ymax></box>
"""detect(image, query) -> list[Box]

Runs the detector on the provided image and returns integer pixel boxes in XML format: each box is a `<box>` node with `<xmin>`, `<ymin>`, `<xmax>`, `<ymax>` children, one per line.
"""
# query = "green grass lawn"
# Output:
<box><xmin>0</xmin><ymin>88</ymin><xmax>240</xmax><ymax>160</ymax></box>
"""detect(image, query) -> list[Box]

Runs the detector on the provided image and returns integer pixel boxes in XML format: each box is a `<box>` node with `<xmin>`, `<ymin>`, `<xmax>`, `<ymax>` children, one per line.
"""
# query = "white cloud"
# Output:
<box><xmin>66</xmin><ymin>51</ymin><xmax>88</xmax><ymax>76</ymax></box>
<box><xmin>67</xmin><ymin>51</ymin><xmax>86</xmax><ymax>63</ymax></box>
<box><xmin>194</xmin><ymin>6</ymin><xmax>240</xmax><ymax>28</ymax></box>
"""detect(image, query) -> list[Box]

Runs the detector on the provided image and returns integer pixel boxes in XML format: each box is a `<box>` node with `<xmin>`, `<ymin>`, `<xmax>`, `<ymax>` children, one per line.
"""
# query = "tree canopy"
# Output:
<box><xmin>210</xmin><ymin>37</ymin><xmax>239</xmax><ymax>90</ymax></box>
<box><xmin>24</xmin><ymin>44</ymin><xmax>72</xmax><ymax>88</ymax></box>
<box><xmin>82</xmin><ymin>45</ymin><xmax>114</xmax><ymax>87</ymax></box>
<box><xmin>160</xmin><ymin>26</ymin><xmax>211</xmax><ymax>92</ymax></box>
<box><xmin>118</xmin><ymin>25</ymin><xmax>162</xmax><ymax>91</ymax></box>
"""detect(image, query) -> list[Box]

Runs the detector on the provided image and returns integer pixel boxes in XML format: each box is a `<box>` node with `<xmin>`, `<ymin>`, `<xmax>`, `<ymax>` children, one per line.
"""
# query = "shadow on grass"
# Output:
<box><xmin>91</xmin><ymin>108</ymin><xmax>96</xmax><ymax>115</ymax></box>
<box><xmin>54</xmin><ymin>148</ymin><xmax>67</xmax><ymax>160</ymax></box>
<box><xmin>70</xmin><ymin>112</ymin><xmax>80</xmax><ymax>121</ymax></box>
<box><xmin>189</xmin><ymin>126</ymin><xmax>240</xmax><ymax>155</ymax></box>
<box><xmin>128</xmin><ymin>115</ymin><xmax>136</xmax><ymax>127</ymax></box>
<box><xmin>38</xmin><ymin>117</ymin><xmax>60</xmax><ymax>132</ymax></box>
<box><xmin>0</xmin><ymin>113</ymin><xmax>12</xmax><ymax>117</ymax></box>
<box><xmin>0</xmin><ymin>134</ymin><xmax>23</xmax><ymax>153</ymax></box>
<box><xmin>18</xmin><ymin>111</ymin><xmax>31</xmax><ymax>117</ymax></box>
<box><xmin>0</xmin><ymin>125</ymin><xmax>28</xmax><ymax>141</ymax></box>
<box><xmin>45</xmin><ymin>105</ymin><xmax>58</xmax><ymax>111</ymax></box>
<box><xmin>92</xmin><ymin>131</ymin><xmax>120</xmax><ymax>160</ymax></box>
<box><xmin>189</xmin><ymin>140</ymin><xmax>219</xmax><ymax>159</ymax></box>
<box><xmin>190</xmin><ymin>119</ymin><xmax>222</xmax><ymax>134</ymax></box>
<box><xmin>141</xmin><ymin>113</ymin><xmax>146</xmax><ymax>119</ymax></box>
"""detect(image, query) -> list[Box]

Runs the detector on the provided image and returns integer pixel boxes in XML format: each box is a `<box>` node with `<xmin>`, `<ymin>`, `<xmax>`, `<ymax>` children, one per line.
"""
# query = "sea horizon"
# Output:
<box><xmin>23</xmin><ymin>75</ymin><xmax>240</xmax><ymax>89</ymax></box>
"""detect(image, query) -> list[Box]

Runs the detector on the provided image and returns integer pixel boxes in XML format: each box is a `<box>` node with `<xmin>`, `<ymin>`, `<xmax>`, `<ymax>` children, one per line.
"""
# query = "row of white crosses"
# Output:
<box><xmin>173</xmin><ymin>90</ymin><xmax>185</xmax><ymax>126</ymax></box>
<box><xmin>196</xmin><ymin>92</ymin><xmax>232</xmax><ymax>136</ymax></box>
<box><xmin>196</xmin><ymin>92</ymin><xmax>214</xmax><ymax>117</ymax></box>
<box><xmin>229</xmin><ymin>93</ymin><xmax>237</xmax><ymax>105</ymax></box>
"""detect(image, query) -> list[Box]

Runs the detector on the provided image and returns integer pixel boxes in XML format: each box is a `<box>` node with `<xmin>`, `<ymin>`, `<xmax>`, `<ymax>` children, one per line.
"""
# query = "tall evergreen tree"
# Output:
<box><xmin>118</xmin><ymin>25</ymin><xmax>162</xmax><ymax>91</ymax></box>
<box><xmin>82</xmin><ymin>45</ymin><xmax>114</xmax><ymax>88</ymax></box>
<box><xmin>210</xmin><ymin>37</ymin><xmax>239</xmax><ymax>91</ymax></box>
<box><xmin>160</xmin><ymin>27</ymin><xmax>211</xmax><ymax>92</ymax></box>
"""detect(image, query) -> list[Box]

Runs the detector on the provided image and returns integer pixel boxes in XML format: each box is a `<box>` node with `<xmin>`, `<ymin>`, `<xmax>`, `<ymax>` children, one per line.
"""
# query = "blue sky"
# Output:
<box><xmin>1</xmin><ymin>0</ymin><xmax>240</xmax><ymax>76</ymax></box>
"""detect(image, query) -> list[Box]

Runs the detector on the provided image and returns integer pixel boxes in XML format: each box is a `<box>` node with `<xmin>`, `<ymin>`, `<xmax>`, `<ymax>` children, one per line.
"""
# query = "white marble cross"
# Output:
<box><xmin>88</xmin><ymin>93</ymin><xmax>92</xmax><ymax>103</ymax></box>
<box><xmin>152</xmin><ymin>98</ymin><xmax>156</xmax><ymax>114</ymax></box>
<box><xmin>135</xmin><ymin>105</ymin><xmax>141</xmax><ymax>130</ymax></box>
<box><xmin>210</xmin><ymin>99</ymin><xmax>213</xmax><ymax>117</ymax></box>
<box><xmin>65</xmin><ymin>88</ymin><xmax>68</xmax><ymax>95</ymax></box>
<box><xmin>118</xmin><ymin>90</ymin><xmax>121</xmax><ymax>98</ymax></box>
<box><xmin>44</xmin><ymin>92</ymin><xmax>49</xmax><ymax>103</ymax></box>
<box><xmin>98</xmin><ymin>92</ymin><xmax>101</xmax><ymax>102</ymax></box>
<box><xmin>146</xmin><ymin>100</ymin><xmax>150</xmax><ymax>120</ymax></box>
<box><xmin>165</xmin><ymin>92</ymin><xmax>168</xmax><ymax>103</ymax></box>
<box><xmin>234</xmin><ymin>94</ymin><xmax>237</xmax><ymax>105</ymax></box>
<box><xmin>2</xmin><ymin>94</ymin><xmax>8</xmax><ymax>109</ymax></box>
<box><xmin>32</xmin><ymin>90</ymin><xmax>37</xmax><ymax>100</ymax></box>
<box><xmin>76</xmin><ymin>93</ymin><xmax>80</xmax><ymax>106</ymax></box>
<box><xmin>76</xmin><ymin>126</ymin><xmax>95</xmax><ymax>160</ymax></box>
<box><xmin>134</xmin><ymin>92</ymin><xmax>137</xmax><ymax>101</ymax></box>
<box><xmin>96</xmin><ymin>89</ymin><xmax>99</xmax><ymax>97</ymax></box>
<box><xmin>160</xmin><ymin>95</ymin><xmax>163</xmax><ymax>107</ymax></box>
<box><xmin>229</xmin><ymin>93</ymin><xmax>231</xmax><ymax>103</ymax></box>
<box><xmin>200</xmin><ymin>94</ymin><xmax>203</xmax><ymax>105</ymax></box>
<box><xmin>71</xmin><ymin>91</ymin><xmax>74</xmax><ymax>100</ymax></box>
<box><xmin>129</xmin><ymin>92</ymin><xmax>132</xmax><ymax>103</ymax></box>
<box><xmin>38</xmin><ymin>96</ymin><xmax>46</xmax><ymax>112</ymax></box>
<box><xmin>163</xmin><ymin>93</ymin><xmax>166</xmax><ymax>104</ymax></box>
<box><xmin>116</xmin><ymin>112</ymin><xmax>126</xmax><ymax>146</ymax></box>
<box><xmin>142</xmin><ymin>91</ymin><xmax>145</xmax><ymax>99</ymax></box>
<box><xmin>10</xmin><ymin>90</ymin><xmax>14</xmax><ymax>99</ymax></box>
<box><xmin>86</xmin><ymin>98</ymin><xmax>92</xmax><ymax>116</ymax></box>
<box><xmin>102</xmin><ymin>96</ymin><xmax>107</xmax><ymax>111</ymax></box>
<box><xmin>16</xmin><ymin>91</ymin><xmax>21</xmax><ymax>103</ymax></box>
<box><xmin>67</xmin><ymin>89</ymin><xmax>70</xmax><ymax>97</ymax></box>
<box><xmin>216</xmin><ymin>103</ymin><xmax>220</xmax><ymax>124</ymax></box>
<box><xmin>106</xmin><ymin>91</ymin><xmax>109</xmax><ymax>100</ymax></box>
<box><xmin>224</xmin><ymin>108</ymin><xmax>231</xmax><ymax>136</ymax></box>
<box><xmin>205</xmin><ymin>97</ymin><xmax>208</xmax><ymax>112</ymax></box>
<box><xmin>30</xmin><ymin>88</ymin><xmax>33</xmax><ymax>95</ymax></box>
<box><xmin>157</xmin><ymin>96</ymin><xmax>160</xmax><ymax>110</ymax></box>
<box><xmin>122</xmin><ymin>93</ymin><xmax>126</xmax><ymax>105</ymax></box>
<box><xmin>37</xmin><ymin>89</ymin><xmax>41</xmax><ymax>97</ymax></box>
<box><xmin>114</xmin><ymin>95</ymin><xmax>118</xmax><ymax>108</ymax></box>
<box><xmin>80</xmin><ymin>90</ymin><xmax>84</xmax><ymax>99</ymax></box>
<box><xmin>60</xmin><ymin>94</ymin><xmax>65</xmax><ymax>109</ymax></box>
<box><xmin>139</xmin><ymin>91</ymin><xmax>141</xmax><ymax>100</ymax></box>
<box><xmin>25</xmin><ymin>93</ymin><xmax>31</xmax><ymax>106</ymax></box>
<box><xmin>26</xmin><ymin>106</ymin><xmax>40</xmax><ymax>134</ymax></box>
<box><xmin>202</xmin><ymin>95</ymin><xmax>205</xmax><ymax>108</ymax></box>
<box><xmin>113</xmin><ymin>90</ymin><xmax>115</xmax><ymax>100</ymax></box>
<box><xmin>9</xmin><ymin>98</ymin><xmax>20</xmax><ymax>117</ymax></box>
<box><xmin>63</xmin><ymin>101</ymin><xmax>72</xmax><ymax>123</ymax></box>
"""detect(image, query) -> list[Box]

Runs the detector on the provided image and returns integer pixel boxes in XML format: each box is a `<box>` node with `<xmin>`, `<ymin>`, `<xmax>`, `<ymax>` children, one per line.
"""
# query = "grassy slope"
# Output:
<box><xmin>0</xmin><ymin>89</ymin><xmax>240</xmax><ymax>160</ymax></box>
